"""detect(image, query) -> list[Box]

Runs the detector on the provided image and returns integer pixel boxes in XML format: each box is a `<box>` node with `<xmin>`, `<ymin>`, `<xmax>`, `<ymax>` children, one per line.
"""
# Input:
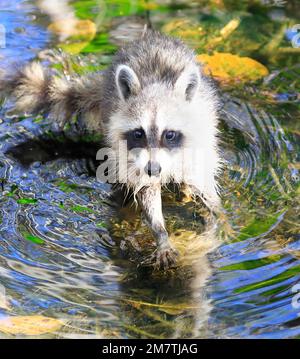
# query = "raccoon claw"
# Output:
<box><xmin>154</xmin><ymin>246</ymin><xmax>179</xmax><ymax>270</ymax></box>
<box><xmin>141</xmin><ymin>246</ymin><xmax>178</xmax><ymax>270</ymax></box>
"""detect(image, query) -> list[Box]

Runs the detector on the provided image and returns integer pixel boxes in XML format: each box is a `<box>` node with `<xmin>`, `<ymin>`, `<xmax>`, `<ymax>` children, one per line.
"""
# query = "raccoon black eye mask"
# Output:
<box><xmin>124</xmin><ymin>128</ymin><xmax>184</xmax><ymax>150</ymax></box>
<box><xmin>0</xmin><ymin>30</ymin><xmax>220</xmax><ymax>270</ymax></box>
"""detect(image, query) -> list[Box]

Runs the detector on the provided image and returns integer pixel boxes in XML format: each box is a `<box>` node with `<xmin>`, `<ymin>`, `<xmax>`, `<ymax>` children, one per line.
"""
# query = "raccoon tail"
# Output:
<box><xmin>0</xmin><ymin>62</ymin><xmax>103</xmax><ymax>127</ymax></box>
<box><xmin>0</xmin><ymin>62</ymin><xmax>52</xmax><ymax>114</ymax></box>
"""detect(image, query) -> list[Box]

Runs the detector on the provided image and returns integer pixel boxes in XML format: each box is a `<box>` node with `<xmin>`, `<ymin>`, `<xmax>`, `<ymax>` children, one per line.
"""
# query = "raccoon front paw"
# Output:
<box><xmin>154</xmin><ymin>245</ymin><xmax>179</xmax><ymax>270</ymax></box>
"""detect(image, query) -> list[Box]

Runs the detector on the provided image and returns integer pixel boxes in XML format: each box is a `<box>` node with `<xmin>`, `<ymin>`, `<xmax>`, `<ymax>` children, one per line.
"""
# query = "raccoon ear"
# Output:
<box><xmin>175</xmin><ymin>65</ymin><xmax>200</xmax><ymax>101</ymax></box>
<box><xmin>115</xmin><ymin>65</ymin><xmax>141</xmax><ymax>101</ymax></box>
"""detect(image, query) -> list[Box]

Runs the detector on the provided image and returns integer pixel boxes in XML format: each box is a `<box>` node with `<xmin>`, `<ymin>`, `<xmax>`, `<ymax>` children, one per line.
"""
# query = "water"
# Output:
<box><xmin>0</xmin><ymin>0</ymin><xmax>299</xmax><ymax>338</ymax></box>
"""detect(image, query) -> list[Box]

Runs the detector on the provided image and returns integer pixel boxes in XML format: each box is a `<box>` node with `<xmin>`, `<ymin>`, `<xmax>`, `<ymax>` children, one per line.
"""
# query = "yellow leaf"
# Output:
<box><xmin>197</xmin><ymin>52</ymin><xmax>269</xmax><ymax>84</ymax></box>
<box><xmin>220</xmin><ymin>19</ymin><xmax>240</xmax><ymax>38</ymax></box>
<box><xmin>162</xmin><ymin>19</ymin><xmax>204</xmax><ymax>41</ymax></box>
<box><xmin>141</xmin><ymin>1</ymin><xmax>158</xmax><ymax>10</ymax></box>
<box><xmin>124</xmin><ymin>298</ymin><xmax>200</xmax><ymax>314</ymax></box>
<box><xmin>156</xmin><ymin>305</ymin><xmax>186</xmax><ymax>315</ymax></box>
<box><xmin>0</xmin><ymin>315</ymin><xmax>65</xmax><ymax>336</ymax></box>
<box><xmin>48</xmin><ymin>19</ymin><xmax>96</xmax><ymax>42</ymax></box>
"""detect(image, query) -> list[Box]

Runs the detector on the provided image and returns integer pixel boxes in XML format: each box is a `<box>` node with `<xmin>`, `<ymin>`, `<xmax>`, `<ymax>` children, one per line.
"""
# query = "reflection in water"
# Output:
<box><xmin>118</xmin><ymin>252</ymin><xmax>213</xmax><ymax>339</ymax></box>
<box><xmin>112</xmin><ymin>204</ymin><xmax>219</xmax><ymax>338</ymax></box>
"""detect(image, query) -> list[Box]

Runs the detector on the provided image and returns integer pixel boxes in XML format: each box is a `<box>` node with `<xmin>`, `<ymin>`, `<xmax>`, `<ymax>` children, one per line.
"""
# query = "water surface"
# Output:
<box><xmin>0</xmin><ymin>0</ymin><xmax>299</xmax><ymax>338</ymax></box>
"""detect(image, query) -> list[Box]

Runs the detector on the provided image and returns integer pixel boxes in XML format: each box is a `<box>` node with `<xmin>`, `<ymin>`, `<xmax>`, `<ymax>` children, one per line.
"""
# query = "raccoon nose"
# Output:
<box><xmin>145</xmin><ymin>161</ymin><xmax>161</xmax><ymax>177</ymax></box>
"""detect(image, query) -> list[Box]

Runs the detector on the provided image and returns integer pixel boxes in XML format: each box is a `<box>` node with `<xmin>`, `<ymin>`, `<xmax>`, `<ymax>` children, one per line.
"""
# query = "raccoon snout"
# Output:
<box><xmin>145</xmin><ymin>161</ymin><xmax>161</xmax><ymax>177</ymax></box>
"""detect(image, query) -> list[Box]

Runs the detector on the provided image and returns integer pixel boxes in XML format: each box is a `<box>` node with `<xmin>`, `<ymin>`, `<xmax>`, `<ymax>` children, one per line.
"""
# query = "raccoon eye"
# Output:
<box><xmin>133</xmin><ymin>129</ymin><xmax>144</xmax><ymax>139</ymax></box>
<box><xmin>161</xmin><ymin>130</ymin><xmax>183</xmax><ymax>149</ymax></box>
<box><xmin>165</xmin><ymin>131</ymin><xmax>176</xmax><ymax>141</ymax></box>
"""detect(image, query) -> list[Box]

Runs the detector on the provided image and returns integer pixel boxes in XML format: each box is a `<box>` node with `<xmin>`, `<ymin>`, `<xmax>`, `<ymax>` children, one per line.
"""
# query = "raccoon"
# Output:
<box><xmin>0</xmin><ymin>31</ymin><xmax>221</xmax><ymax>269</ymax></box>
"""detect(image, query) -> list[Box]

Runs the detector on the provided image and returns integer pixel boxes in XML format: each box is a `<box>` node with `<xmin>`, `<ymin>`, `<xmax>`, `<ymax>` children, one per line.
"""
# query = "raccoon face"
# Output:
<box><xmin>122</xmin><ymin>127</ymin><xmax>184</xmax><ymax>181</ymax></box>
<box><xmin>106</xmin><ymin>63</ymin><xmax>218</xmax><ymax>189</ymax></box>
